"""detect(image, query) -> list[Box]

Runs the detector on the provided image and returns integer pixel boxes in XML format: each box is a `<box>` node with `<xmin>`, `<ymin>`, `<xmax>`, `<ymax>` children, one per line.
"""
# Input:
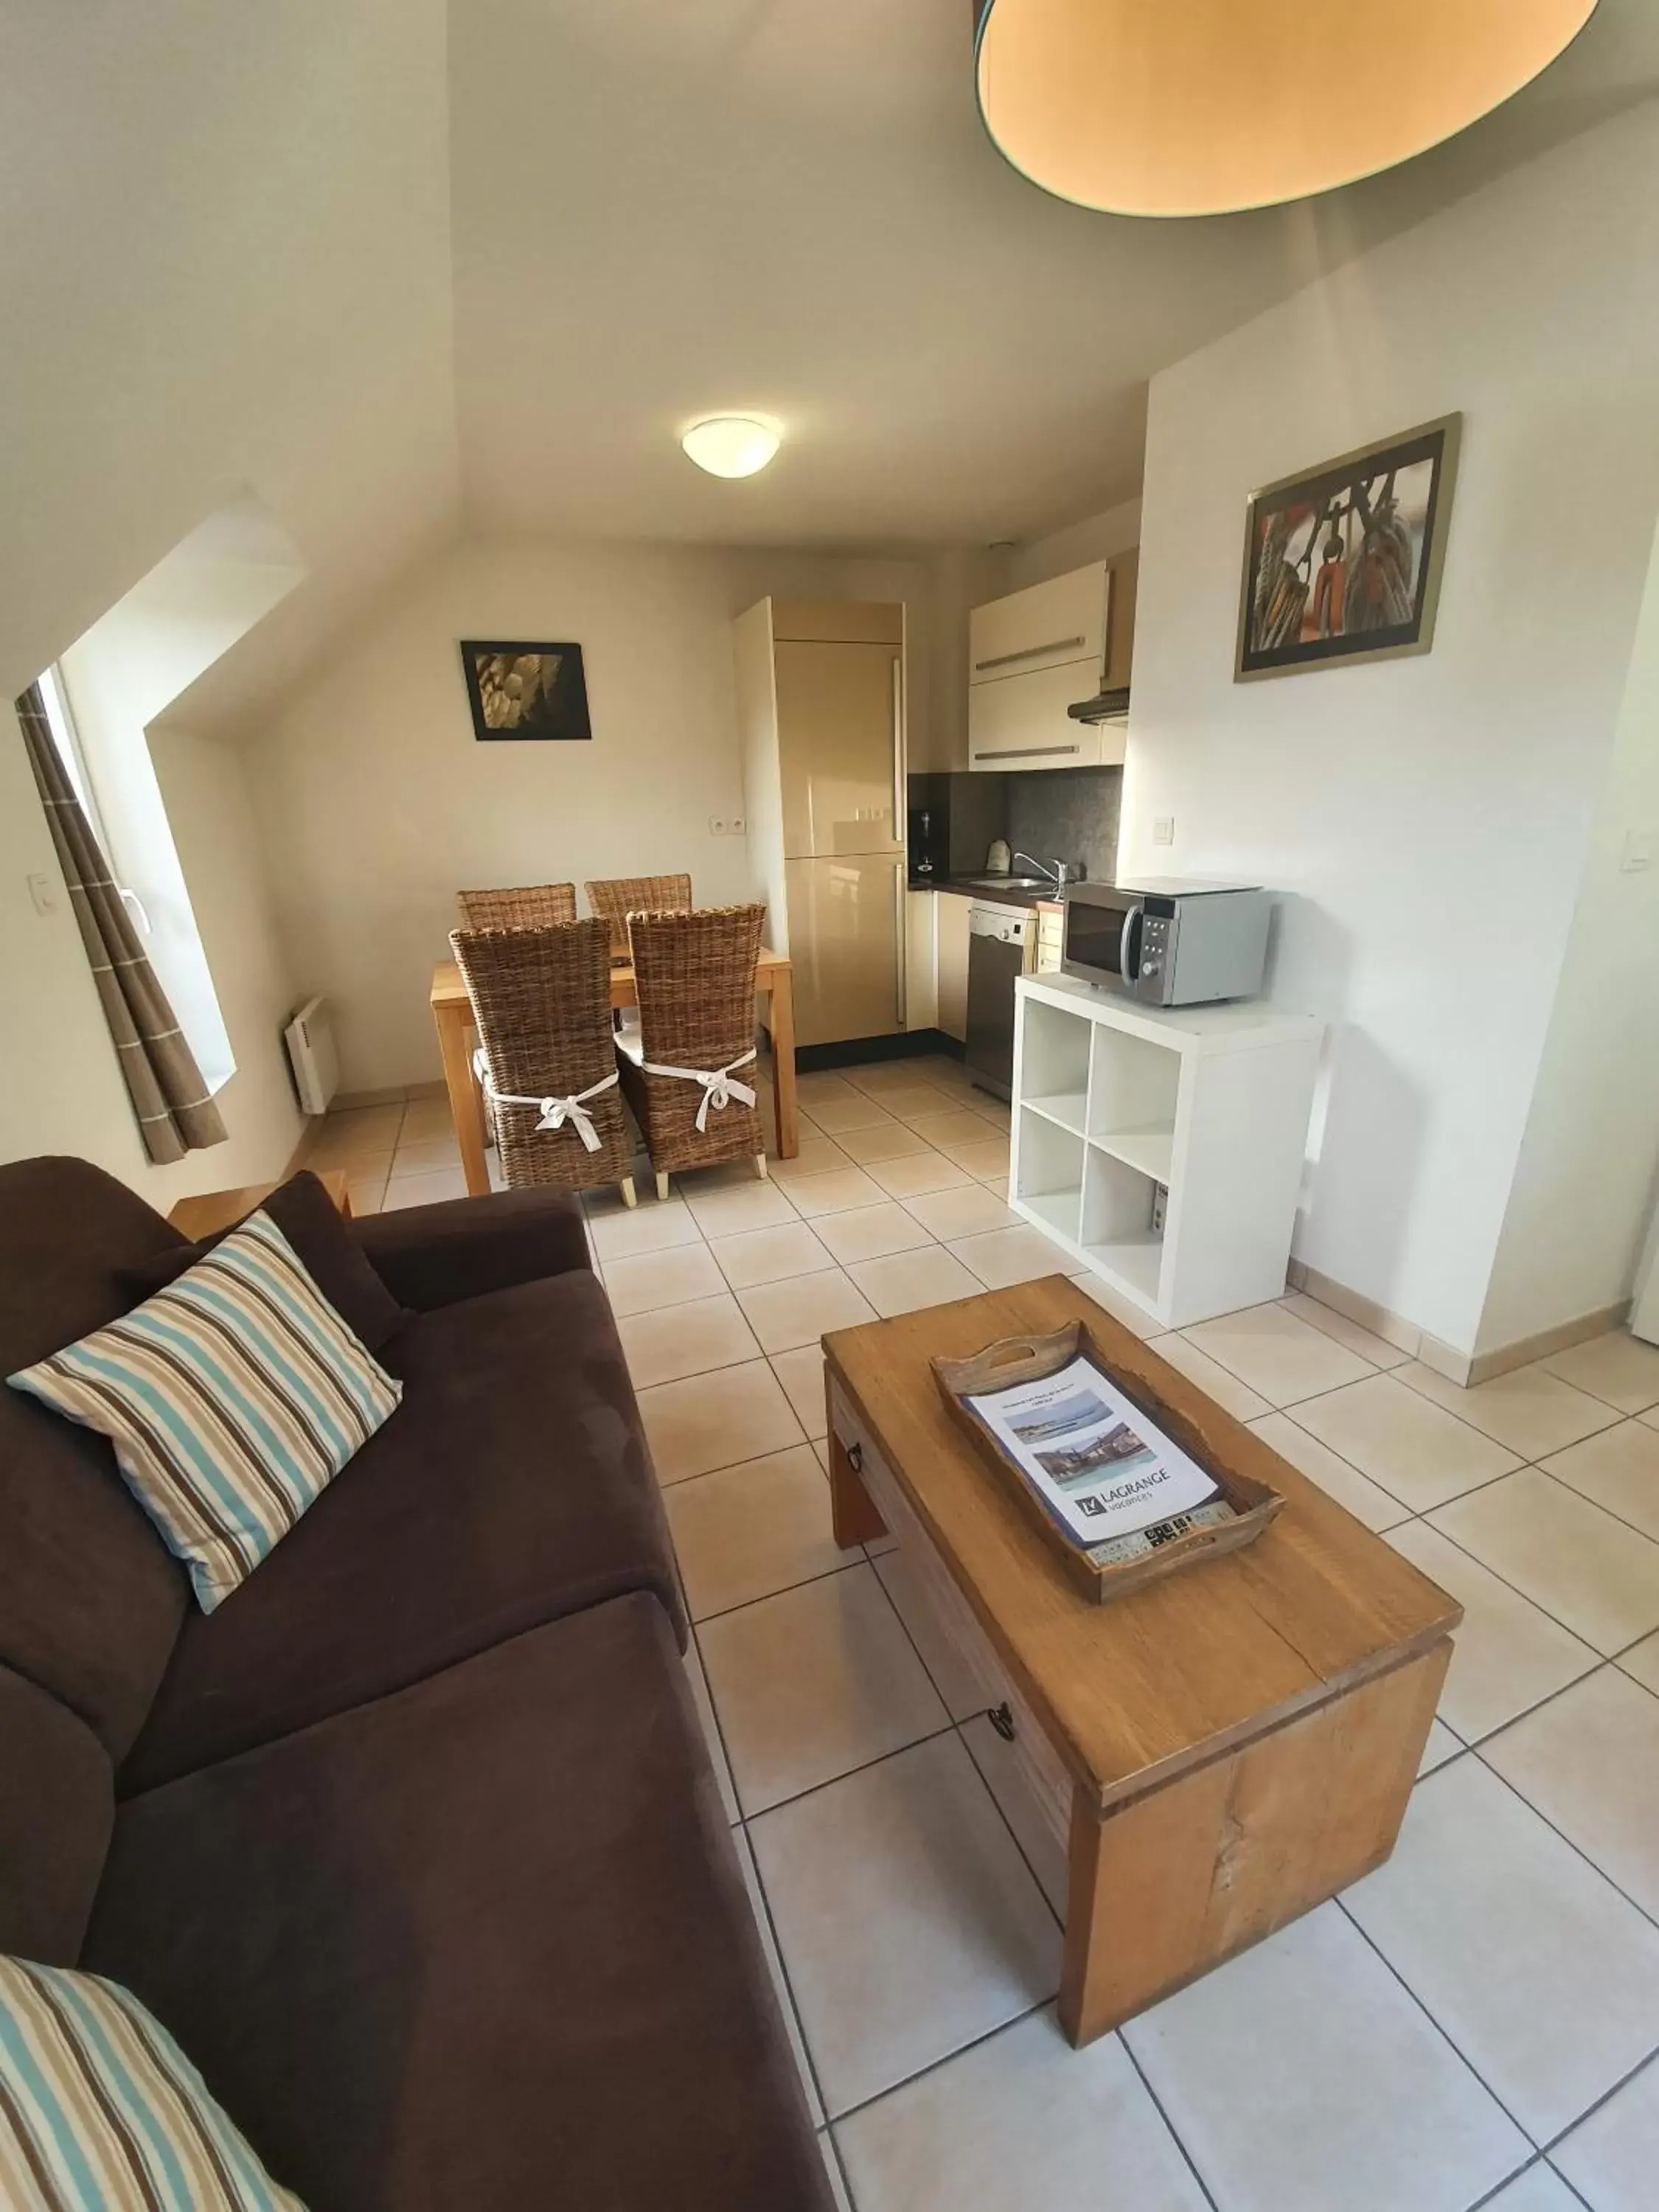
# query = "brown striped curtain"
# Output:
<box><xmin>16</xmin><ymin>684</ymin><xmax>226</xmax><ymax>1164</ymax></box>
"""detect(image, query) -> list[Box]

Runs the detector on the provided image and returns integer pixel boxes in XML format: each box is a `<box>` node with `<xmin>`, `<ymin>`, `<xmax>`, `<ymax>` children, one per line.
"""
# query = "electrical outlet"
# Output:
<box><xmin>708</xmin><ymin>815</ymin><xmax>728</xmax><ymax>836</ymax></box>
<box><xmin>728</xmin><ymin>813</ymin><xmax>746</xmax><ymax>837</ymax></box>
<box><xmin>1152</xmin><ymin>816</ymin><xmax>1175</xmax><ymax>846</ymax></box>
<box><xmin>1620</xmin><ymin>830</ymin><xmax>1655</xmax><ymax>874</ymax></box>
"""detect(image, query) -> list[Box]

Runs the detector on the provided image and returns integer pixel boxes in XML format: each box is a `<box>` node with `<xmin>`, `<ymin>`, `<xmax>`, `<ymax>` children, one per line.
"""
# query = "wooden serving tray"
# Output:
<box><xmin>931</xmin><ymin>1318</ymin><xmax>1283</xmax><ymax>1605</ymax></box>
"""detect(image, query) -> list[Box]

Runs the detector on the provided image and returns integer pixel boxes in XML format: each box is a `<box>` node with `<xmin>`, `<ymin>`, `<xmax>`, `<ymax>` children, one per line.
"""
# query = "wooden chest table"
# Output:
<box><xmin>823</xmin><ymin>1275</ymin><xmax>1459</xmax><ymax>2047</ymax></box>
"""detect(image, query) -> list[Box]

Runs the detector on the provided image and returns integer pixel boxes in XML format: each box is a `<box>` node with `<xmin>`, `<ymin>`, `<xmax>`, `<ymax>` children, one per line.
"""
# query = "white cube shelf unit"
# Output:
<box><xmin>1011</xmin><ymin>973</ymin><xmax>1322</xmax><ymax>1330</ymax></box>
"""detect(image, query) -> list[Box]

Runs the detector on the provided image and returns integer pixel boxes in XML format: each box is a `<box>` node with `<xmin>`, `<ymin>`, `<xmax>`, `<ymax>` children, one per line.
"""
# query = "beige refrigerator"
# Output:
<box><xmin>734</xmin><ymin>598</ymin><xmax>906</xmax><ymax>1048</ymax></box>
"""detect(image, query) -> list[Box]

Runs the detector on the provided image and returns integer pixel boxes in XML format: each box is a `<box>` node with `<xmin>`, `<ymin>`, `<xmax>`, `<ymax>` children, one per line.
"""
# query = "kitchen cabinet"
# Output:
<box><xmin>905</xmin><ymin>888</ymin><xmax>939</xmax><ymax>1030</ymax></box>
<box><xmin>936</xmin><ymin>891</ymin><xmax>970</xmax><ymax>1043</ymax></box>
<box><xmin>967</xmin><ymin>561</ymin><xmax>1123</xmax><ymax>773</ymax></box>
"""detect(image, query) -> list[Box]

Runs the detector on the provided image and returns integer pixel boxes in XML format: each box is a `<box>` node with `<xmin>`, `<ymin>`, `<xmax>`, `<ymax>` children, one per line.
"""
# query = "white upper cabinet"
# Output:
<box><xmin>969</xmin><ymin>564</ymin><xmax>1107</xmax><ymax>684</ymax></box>
<box><xmin>967</xmin><ymin>562</ymin><xmax>1119</xmax><ymax>773</ymax></box>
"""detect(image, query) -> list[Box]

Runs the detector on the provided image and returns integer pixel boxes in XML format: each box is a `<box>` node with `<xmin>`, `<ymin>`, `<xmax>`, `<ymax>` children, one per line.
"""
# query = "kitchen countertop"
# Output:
<box><xmin>908</xmin><ymin>875</ymin><xmax>1078</xmax><ymax>909</ymax></box>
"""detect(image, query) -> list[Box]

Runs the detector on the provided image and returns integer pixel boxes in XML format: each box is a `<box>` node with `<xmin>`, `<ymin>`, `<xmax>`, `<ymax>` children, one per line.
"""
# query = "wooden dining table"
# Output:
<box><xmin>429</xmin><ymin>947</ymin><xmax>799</xmax><ymax>1197</ymax></box>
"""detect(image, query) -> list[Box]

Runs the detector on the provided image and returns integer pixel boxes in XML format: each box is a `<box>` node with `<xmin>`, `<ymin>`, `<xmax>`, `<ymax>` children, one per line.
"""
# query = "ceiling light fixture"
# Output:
<box><xmin>973</xmin><ymin>0</ymin><xmax>1599</xmax><ymax>219</ymax></box>
<box><xmin>680</xmin><ymin>416</ymin><xmax>781</xmax><ymax>479</ymax></box>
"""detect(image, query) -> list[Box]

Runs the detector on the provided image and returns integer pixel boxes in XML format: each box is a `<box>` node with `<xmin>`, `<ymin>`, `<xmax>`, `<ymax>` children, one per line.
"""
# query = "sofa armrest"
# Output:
<box><xmin>352</xmin><ymin>1188</ymin><xmax>591</xmax><ymax>1312</ymax></box>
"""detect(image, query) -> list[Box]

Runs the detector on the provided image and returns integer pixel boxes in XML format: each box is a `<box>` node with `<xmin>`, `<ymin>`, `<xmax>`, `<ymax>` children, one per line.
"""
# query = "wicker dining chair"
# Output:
<box><xmin>451</xmin><ymin>917</ymin><xmax>636</xmax><ymax>1206</ymax></box>
<box><xmin>585</xmin><ymin>874</ymin><xmax>692</xmax><ymax>964</ymax></box>
<box><xmin>615</xmin><ymin>905</ymin><xmax>767</xmax><ymax>1200</ymax></box>
<box><xmin>456</xmin><ymin>883</ymin><xmax>577</xmax><ymax>931</ymax></box>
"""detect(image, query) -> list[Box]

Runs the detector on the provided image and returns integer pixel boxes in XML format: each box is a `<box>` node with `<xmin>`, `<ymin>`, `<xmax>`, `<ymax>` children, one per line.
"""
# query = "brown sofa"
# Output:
<box><xmin>0</xmin><ymin>1157</ymin><xmax>831</xmax><ymax>2212</ymax></box>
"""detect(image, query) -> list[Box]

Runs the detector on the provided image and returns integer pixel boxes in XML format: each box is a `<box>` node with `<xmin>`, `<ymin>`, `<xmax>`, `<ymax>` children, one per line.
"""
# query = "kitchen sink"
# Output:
<box><xmin>961</xmin><ymin>875</ymin><xmax>1054</xmax><ymax>891</ymax></box>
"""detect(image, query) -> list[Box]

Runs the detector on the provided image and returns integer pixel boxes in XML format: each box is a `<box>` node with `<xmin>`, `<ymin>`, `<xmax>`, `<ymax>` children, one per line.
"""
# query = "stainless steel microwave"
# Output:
<box><xmin>1060</xmin><ymin>880</ymin><xmax>1270</xmax><ymax>1006</ymax></box>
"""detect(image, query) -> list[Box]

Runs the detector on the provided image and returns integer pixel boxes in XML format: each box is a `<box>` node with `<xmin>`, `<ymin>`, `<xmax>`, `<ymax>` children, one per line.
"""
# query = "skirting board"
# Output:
<box><xmin>1288</xmin><ymin>1259</ymin><xmax>1630</xmax><ymax>1387</ymax></box>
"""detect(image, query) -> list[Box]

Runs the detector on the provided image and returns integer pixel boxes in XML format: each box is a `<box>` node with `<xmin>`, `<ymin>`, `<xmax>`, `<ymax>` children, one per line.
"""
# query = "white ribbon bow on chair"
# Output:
<box><xmin>485</xmin><ymin>1070</ymin><xmax>619</xmax><ymax>1153</ymax></box>
<box><xmin>640</xmin><ymin>1047</ymin><xmax>758</xmax><ymax>1133</ymax></box>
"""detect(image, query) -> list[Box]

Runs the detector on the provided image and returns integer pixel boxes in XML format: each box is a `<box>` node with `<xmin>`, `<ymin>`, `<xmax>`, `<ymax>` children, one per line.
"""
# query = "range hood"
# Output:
<box><xmin>1066</xmin><ymin>684</ymin><xmax>1130</xmax><ymax>727</ymax></box>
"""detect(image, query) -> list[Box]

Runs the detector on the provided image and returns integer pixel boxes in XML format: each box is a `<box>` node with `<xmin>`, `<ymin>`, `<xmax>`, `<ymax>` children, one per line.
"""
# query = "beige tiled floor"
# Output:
<box><xmin>327</xmin><ymin>1053</ymin><xmax>1659</xmax><ymax>2211</ymax></box>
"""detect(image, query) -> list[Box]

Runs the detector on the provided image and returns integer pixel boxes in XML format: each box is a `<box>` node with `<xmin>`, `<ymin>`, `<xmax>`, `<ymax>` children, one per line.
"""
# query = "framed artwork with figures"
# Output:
<box><xmin>1235</xmin><ymin>415</ymin><xmax>1460</xmax><ymax>681</ymax></box>
<box><xmin>460</xmin><ymin>640</ymin><xmax>592</xmax><ymax>740</ymax></box>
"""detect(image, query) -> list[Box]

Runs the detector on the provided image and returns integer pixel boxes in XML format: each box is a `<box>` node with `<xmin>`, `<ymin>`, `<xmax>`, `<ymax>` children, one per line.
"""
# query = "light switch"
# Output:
<box><xmin>1620</xmin><ymin>830</ymin><xmax>1655</xmax><ymax>874</ymax></box>
<box><xmin>1152</xmin><ymin>816</ymin><xmax>1175</xmax><ymax>847</ymax></box>
<box><xmin>27</xmin><ymin>872</ymin><xmax>60</xmax><ymax>917</ymax></box>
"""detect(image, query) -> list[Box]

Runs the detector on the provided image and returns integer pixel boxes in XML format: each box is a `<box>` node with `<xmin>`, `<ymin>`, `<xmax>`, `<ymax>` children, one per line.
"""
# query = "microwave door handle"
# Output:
<box><xmin>1119</xmin><ymin>904</ymin><xmax>1142</xmax><ymax>985</ymax></box>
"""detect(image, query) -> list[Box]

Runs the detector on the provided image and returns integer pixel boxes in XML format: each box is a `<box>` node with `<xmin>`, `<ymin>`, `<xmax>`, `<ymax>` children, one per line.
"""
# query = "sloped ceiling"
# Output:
<box><xmin>3</xmin><ymin>0</ymin><xmax>1654</xmax><ymax>724</ymax></box>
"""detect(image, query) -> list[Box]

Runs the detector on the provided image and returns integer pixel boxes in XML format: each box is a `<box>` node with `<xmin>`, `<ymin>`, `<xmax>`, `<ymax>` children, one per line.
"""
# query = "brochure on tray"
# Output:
<box><xmin>965</xmin><ymin>1352</ymin><xmax>1223</xmax><ymax>1551</ymax></box>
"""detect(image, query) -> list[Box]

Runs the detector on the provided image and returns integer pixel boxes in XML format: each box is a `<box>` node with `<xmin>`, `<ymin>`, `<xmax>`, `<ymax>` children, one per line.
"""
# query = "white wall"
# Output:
<box><xmin>1122</xmin><ymin>105</ymin><xmax>1659</xmax><ymax>1355</ymax></box>
<box><xmin>1007</xmin><ymin>498</ymin><xmax>1143</xmax><ymax>591</ymax></box>
<box><xmin>244</xmin><ymin>537</ymin><xmax>940</xmax><ymax>1092</ymax></box>
<box><xmin>1479</xmin><ymin>507</ymin><xmax>1659</xmax><ymax>1350</ymax></box>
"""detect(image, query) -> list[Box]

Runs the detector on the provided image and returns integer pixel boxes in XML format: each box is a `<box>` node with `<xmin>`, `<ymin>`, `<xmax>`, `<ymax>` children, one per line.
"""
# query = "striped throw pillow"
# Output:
<box><xmin>7</xmin><ymin>1209</ymin><xmax>401</xmax><ymax>1613</ymax></box>
<box><xmin>0</xmin><ymin>1955</ymin><xmax>305</xmax><ymax>2210</ymax></box>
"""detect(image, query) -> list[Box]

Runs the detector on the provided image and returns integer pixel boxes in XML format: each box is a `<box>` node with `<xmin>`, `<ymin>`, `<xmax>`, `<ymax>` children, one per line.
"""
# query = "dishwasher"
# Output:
<box><xmin>964</xmin><ymin>902</ymin><xmax>1026</xmax><ymax>1101</ymax></box>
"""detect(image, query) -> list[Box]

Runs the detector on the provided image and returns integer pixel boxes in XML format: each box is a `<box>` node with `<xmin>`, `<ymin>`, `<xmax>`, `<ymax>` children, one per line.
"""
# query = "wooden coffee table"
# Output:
<box><xmin>823</xmin><ymin>1275</ymin><xmax>1459</xmax><ymax>2048</ymax></box>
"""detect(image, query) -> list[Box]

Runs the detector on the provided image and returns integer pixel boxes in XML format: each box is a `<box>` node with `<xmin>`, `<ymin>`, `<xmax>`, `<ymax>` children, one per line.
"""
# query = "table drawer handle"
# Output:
<box><xmin>987</xmin><ymin>1701</ymin><xmax>1016</xmax><ymax>1742</ymax></box>
<box><xmin>846</xmin><ymin>1441</ymin><xmax>863</xmax><ymax>1473</ymax></box>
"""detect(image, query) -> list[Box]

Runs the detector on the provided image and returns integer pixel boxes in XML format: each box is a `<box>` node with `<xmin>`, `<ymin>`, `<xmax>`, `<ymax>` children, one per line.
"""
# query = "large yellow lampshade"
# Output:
<box><xmin>973</xmin><ymin>0</ymin><xmax>1599</xmax><ymax>218</ymax></box>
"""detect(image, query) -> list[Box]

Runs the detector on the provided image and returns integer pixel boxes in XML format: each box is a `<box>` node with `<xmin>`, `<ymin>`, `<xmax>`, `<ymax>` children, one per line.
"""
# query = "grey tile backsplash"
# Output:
<box><xmin>910</xmin><ymin>767</ymin><xmax>1121</xmax><ymax>885</ymax></box>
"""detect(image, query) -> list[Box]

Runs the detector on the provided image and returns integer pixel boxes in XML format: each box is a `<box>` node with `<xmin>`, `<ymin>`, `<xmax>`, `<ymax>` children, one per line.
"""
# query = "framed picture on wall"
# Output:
<box><xmin>459</xmin><ymin>640</ymin><xmax>592</xmax><ymax>740</ymax></box>
<box><xmin>1234</xmin><ymin>414</ymin><xmax>1461</xmax><ymax>681</ymax></box>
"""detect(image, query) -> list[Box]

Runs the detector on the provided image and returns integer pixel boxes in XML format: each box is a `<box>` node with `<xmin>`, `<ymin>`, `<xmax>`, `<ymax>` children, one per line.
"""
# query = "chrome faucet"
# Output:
<box><xmin>1013</xmin><ymin>852</ymin><xmax>1068</xmax><ymax>894</ymax></box>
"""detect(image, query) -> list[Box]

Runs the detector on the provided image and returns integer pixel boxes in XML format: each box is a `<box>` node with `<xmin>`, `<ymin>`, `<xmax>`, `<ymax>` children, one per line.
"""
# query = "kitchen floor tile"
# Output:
<box><xmin>839</xmin><ymin>1063</ymin><xmax>943</xmax><ymax>1100</ymax></box>
<box><xmin>1287</xmin><ymin>1374</ymin><xmax>1521</xmax><ymax>1512</ymax></box>
<box><xmin>865</xmin><ymin>1151</ymin><xmax>975</xmax><ymax>1201</ymax></box>
<box><xmin>1144</xmin><ymin>1334</ymin><xmax>1271</xmax><ymax>1422</ymax></box>
<box><xmin>1620</xmin><ymin>1630</ymin><xmax>1659</xmax><ymax>1695</ymax></box>
<box><xmin>1248</xmin><ymin>1411</ymin><xmax>1411</xmax><ymax>1531</ymax></box>
<box><xmin>342</xmin><ymin>1158</ymin><xmax>392</xmax><ymax>1213</ymax></box>
<box><xmin>846</xmin><ymin>1245</ymin><xmax>982</xmax><ymax>1318</ymax></box>
<box><xmin>1482</xmin><ymin>2164</ymin><xmax>1592</xmax><ymax>2211</ymax></box>
<box><xmin>797</xmin><ymin>1073</ymin><xmax>863</xmax><ymax>1107</ymax></box>
<box><xmin>681</xmin><ymin>1638</ymin><xmax>738</xmax><ymax>1824</ymax></box>
<box><xmin>1344</xmin><ymin>1756</ymin><xmax>1659</xmax><ymax>2143</ymax></box>
<box><xmin>903</xmin><ymin>1110</ymin><xmax>998</xmax><ymax>1154</ymax></box>
<box><xmin>958</xmin><ymin>1714</ymin><xmax>1069</xmax><ymax>1919</ymax></box>
<box><xmin>900</xmin><ymin>1183</ymin><xmax>1019</xmax><ymax>1240</ymax></box>
<box><xmin>587</xmin><ymin>1195</ymin><xmax>700</xmax><ymax>1261</ymax></box>
<box><xmin>308</xmin><ymin>1104</ymin><xmax>405</xmax><ymax>1164</ymax></box>
<box><xmin>948</xmin><ymin>1225</ymin><xmax>1071</xmax><ymax>1290</ymax></box>
<box><xmin>736</xmin><ymin>1269</ymin><xmax>879</xmax><ymax>1354</ymax></box>
<box><xmin>1396</xmin><ymin>1359</ymin><xmax>1621</xmax><ymax>1458</ymax></box>
<box><xmin>1542</xmin><ymin>1329</ymin><xmax>1659</xmax><ymax>1416</ymax></box>
<box><xmin>1483</xmin><ymin>1667</ymin><xmax>1659</xmax><ymax>1921</ymax></box>
<box><xmin>1121</xmin><ymin>1904</ymin><xmax>1527</xmax><ymax>2212</ymax></box>
<box><xmin>396</xmin><ymin>1093</ymin><xmax>458</xmax><ymax>1141</ymax></box>
<box><xmin>1552</xmin><ymin>2054</ymin><xmax>1659</xmax><ymax>2212</ymax></box>
<box><xmin>1386</xmin><ymin>1520</ymin><xmax>1599</xmax><ymax>1742</ymax></box>
<box><xmin>811</xmin><ymin>1203</ymin><xmax>936</xmax><ymax>1266</ymax></box>
<box><xmin>748</xmin><ymin>1734</ymin><xmax>1061</xmax><ymax>2118</ymax></box>
<box><xmin>1182</xmin><ymin>1301</ymin><xmax>1374</xmax><ymax>1406</ymax></box>
<box><xmin>733</xmin><ymin>1828</ymin><xmax>824</xmax><ymax>2126</ymax></box>
<box><xmin>1279</xmin><ymin>1290</ymin><xmax>1413</xmax><ymax>1368</ymax></box>
<box><xmin>955</xmin><ymin>1138</ymin><xmax>1013</xmax><ymax>1182</ymax></box>
<box><xmin>390</xmin><ymin>1132</ymin><xmax>462</xmax><ymax>1175</ymax></box>
<box><xmin>1430</xmin><ymin>1469</ymin><xmax>1659</xmax><ymax>1655</ymax></box>
<box><xmin>636</xmin><ymin>1359</ymin><xmax>804</xmax><ymax>1484</ymax></box>
<box><xmin>771</xmin><ymin>1344</ymin><xmax>830</xmax><ymax>1440</ymax></box>
<box><xmin>708</xmin><ymin>1220</ymin><xmax>834</xmax><ymax>1290</ymax></box>
<box><xmin>1068</xmin><ymin>1270</ymin><xmax>1165</xmax><ymax>1340</ymax></box>
<box><xmin>380</xmin><ymin>1165</ymin><xmax>469</xmax><ymax>1209</ymax></box>
<box><xmin>832</xmin><ymin>1120</ymin><xmax>937</xmax><ymax>1165</ymax></box>
<box><xmin>785</xmin><ymin>1166</ymin><xmax>890</xmax><ymax>1217</ymax></box>
<box><xmin>770</xmin><ymin>1136</ymin><xmax>854</xmax><ymax>1186</ymax></box>
<box><xmin>682</xmin><ymin>1181</ymin><xmax>799</xmax><ymax>1237</ymax></box>
<box><xmin>665</xmin><ymin>1444</ymin><xmax>847</xmax><ymax>1621</ymax></box>
<box><xmin>863</xmin><ymin>1081</ymin><xmax>959</xmax><ymax>1121</ymax></box>
<box><xmin>616</xmin><ymin>1291</ymin><xmax>759</xmax><ymax>1388</ymax></box>
<box><xmin>1419</xmin><ymin>1719</ymin><xmax>1463</xmax><ymax>1775</ymax></box>
<box><xmin>698</xmin><ymin>1564</ymin><xmax>949</xmax><ymax>1816</ymax></box>
<box><xmin>835</xmin><ymin>2007</ymin><xmax>1206</xmax><ymax>2212</ymax></box>
<box><xmin>807</xmin><ymin>1093</ymin><xmax>902</xmax><ymax>1135</ymax></box>
<box><xmin>969</xmin><ymin>1096</ymin><xmax>1012</xmax><ymax>1133</ymax></box>
<box><xmin>870</xmin><ymin>1550</ymin><xmax>990</xmax><ymax>1722</ymax></box>
<box><xmin>599</xmin><ymin>1239</ymin><xmax>726</xmax><ymax>1316</ymax></box>
<box><xmin>1540</xmin><ymin>1420</ymin><xmax>1659</xmax><ymax>1541</ymax></box>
